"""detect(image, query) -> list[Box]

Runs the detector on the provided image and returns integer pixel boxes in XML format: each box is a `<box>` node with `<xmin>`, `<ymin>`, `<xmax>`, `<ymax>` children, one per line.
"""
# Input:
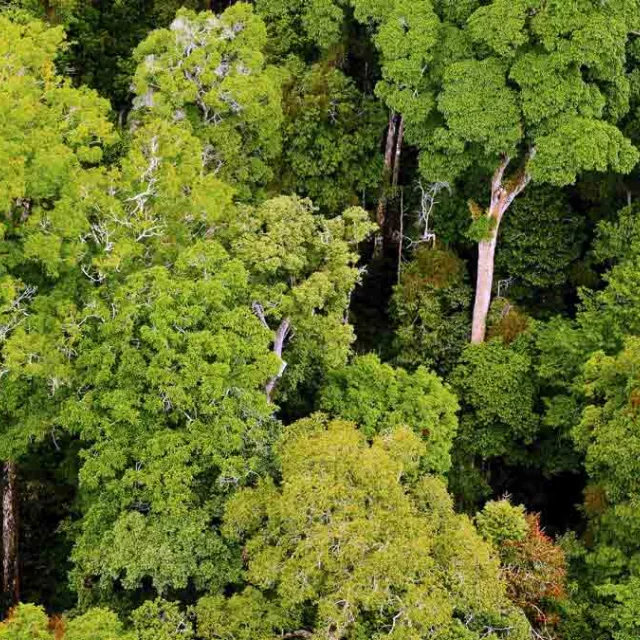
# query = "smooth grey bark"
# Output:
<box><xmin>470</xmin><ymin>153</ymin><xmax>532</xmax><ymax>343</ymax></box>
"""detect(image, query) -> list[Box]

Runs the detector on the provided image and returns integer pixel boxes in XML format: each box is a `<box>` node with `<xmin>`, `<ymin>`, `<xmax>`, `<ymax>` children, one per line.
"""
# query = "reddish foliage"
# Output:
<box><xmin>48</xmin><ymin>615</ymin><xmax>65</xmax><ymax>640</ymax></box>
<box><xmin>501</xmin><ymin>514</ymin><xmax>567</xmax><ymax>639</ymax></box>
<box><xmin>487</xmin><ymin>301</ymin><xmax>530</xmax><ymax>344</ymax></box>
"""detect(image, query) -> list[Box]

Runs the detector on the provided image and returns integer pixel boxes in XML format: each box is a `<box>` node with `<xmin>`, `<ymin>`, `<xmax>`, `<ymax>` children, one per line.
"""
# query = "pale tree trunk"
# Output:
<box><xmin>2</xmin><ymin>461</ymin><xmax>19</xmax><ymax>607</ymax></box>
<box><xmin>252</xmin><ymin>303</ymin><xmax>291</xmax><ymax>404</ymax></box>
<box><xmin>470</xmin><ymin>153</ymin><xmax>534</xmax><ymax>344</ymax></box>
<box><xmin>265</xmin><ymin>317</ymin><xmax>291</xmax><ymax>404</ymax></box>
<box><xmin>471</xmin><ymin>234</ymin><xmax>499</xmax><ymax>344</ymax></box>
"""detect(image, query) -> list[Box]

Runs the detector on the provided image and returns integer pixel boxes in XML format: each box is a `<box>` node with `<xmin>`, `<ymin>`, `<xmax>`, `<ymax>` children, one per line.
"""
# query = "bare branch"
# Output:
<box><xmin>265</xmin><ymin>317</ymin><xmax>291</xmax><ymax>403</ymax></box>
<box><xmin>251</xmin><ymin>302</ymin><xmax>270</xmax><ymax>330</ymax></box>
<box><xmin>416</xmin><ymin>181</ymin><xmax>450</xmax><ymax>244</ymax></box>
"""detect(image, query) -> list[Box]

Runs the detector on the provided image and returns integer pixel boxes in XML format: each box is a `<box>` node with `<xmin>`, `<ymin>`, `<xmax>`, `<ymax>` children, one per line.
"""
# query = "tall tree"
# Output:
<box><xmin>353</xmin><ymin>0</ymin><xmax>639</xmax><ymax>342</ymax></box>
<box><xmin>0</xmin><ymin>15</ymin><xmax>115</xmax><ymax>609</ymax></box>
<box><xmin>565</xmin><ymin>338</ymin><xmax>640</xmax><ymax>640</ymax></box>
<box><xmin>19</xmin><ymin>119</ymin><xmax>279</xmax><ymax>604</ymax></box>
<box><xmin>15</xmin><ymin>109</ymin><xmax>372</xmax><ymax>605</ymax></box>
<box><xmin>130</xmin><ymin>4</ymin><xmax>285</xmax><ymax>198</ymax></box>
<box><xmin>231</xmin><ymin>196</ymin><xmax>375</xmax><ymax>405</ymax></box>
<box><xmin>199</xmin><ymin>415</ymin><xmax>531</xmax><ymax>640</ymax></box>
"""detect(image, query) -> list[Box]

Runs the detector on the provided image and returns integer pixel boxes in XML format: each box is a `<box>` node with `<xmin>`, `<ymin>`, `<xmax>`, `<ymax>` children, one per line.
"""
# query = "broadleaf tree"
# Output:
<box><xmin>0</xmin><ymin>14</ymin><xmax>115</xmax><ymax>607</ymax></box>
<box><xmin>203</xmin><ymin>415</ymin><xmax>531</xmax><ymax>640</ymax></box>
<box><xmin>352</xmin><ymin>0</ymin><xmax>639</xmax><ymax>342</ymax></box>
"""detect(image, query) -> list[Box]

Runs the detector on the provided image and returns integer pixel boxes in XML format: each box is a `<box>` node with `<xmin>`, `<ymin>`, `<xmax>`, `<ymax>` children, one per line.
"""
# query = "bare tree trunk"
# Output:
<box><xmin>252</xmin><ymin>303</ymin><xmax>292</xmax><ymax>403</ymax></box>
<box><xmin>375</xmin><ymin>112</ymin><xmax>406</xmax><ymax>258</ymax></box>
<box><xmin>265</xmin><ymin>318</ymin><xmax>291</xmax><ymax>403</ymax></box>
<box><xmin>470</xmin><ymin>153</ymin><xmax>533</xmax><ymax>344</ymax></box>
<box><xmin>376</xmin><ymin>111</ymin><xmax>399</xmax><ymax>232</ymax></box>
<box><xmin>2</xmin><ymin>461</ymin><xmax>19</xmax><ymax>607</ymax></box>
<box><xmin>471</xmin><ymin>234</ymin><xmax>499</xmax><ymax>344</ymax></box>
<box><xmin>392</xmin><ymin>116</ymin><xmax>405</xmax><ymax>189</ymax></box>
<box><xmin>41</xmin><ymin>0</ymin><xmax>57</xmax><ymax>23</ymax></box>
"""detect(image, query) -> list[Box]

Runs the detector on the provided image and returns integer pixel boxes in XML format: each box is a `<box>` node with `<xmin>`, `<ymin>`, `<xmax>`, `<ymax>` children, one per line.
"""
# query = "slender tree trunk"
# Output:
<box><xmin>2</xmin><ymin>461</ymin><xmax>19</xmax><ymax>607</ymax></box>
<box><xmin>470</xmin><ymin>153</ymin><xmax>533</xmax><ymax>344</ymax></box>
<box><xmin>252</xmin><ymin>303</ymin><xmax>292</xmax><ymax>403</ymax></box>
<box><xmin>471</xmin><ymin>233</ymin><xmax>499</xmax><ymax>344</ymax></box>
<box><xmin>376</xmin><ymin>112</ymin><xmax>398</xmax><ymax>231</ymax></box>
<box><xmin>375</xmin><ymin>112</ymin><xmax>405</xmax><ymax>258</ymax></box>
<box><xmin>41</xmin><ymin>0</ymin><xmax>56</xmax><ymax>23</ymax></box>
<box><xmin>265</xmin><ymin>317</ymin><xmax>291</xmax><ymax>403</ymax></box>
<box><xmin>392</xmin><ymin>116</ymin><xmax>405</xmax><ymax>189</ymax></box>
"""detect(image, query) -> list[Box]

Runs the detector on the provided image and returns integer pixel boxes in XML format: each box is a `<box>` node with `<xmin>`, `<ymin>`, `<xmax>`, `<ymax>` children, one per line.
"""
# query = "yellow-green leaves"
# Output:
<box><xmin>477</xmin><ymin>499</ymin><xmax>528</xmax><ymax>545</ymax></box>
<box><xmin>530</xmin><ymin>117</ymin><xmax>639</xmax><ymax>186</ymax></box>
<box><xmin>467</xmin><ymin>0</ymin><xmax>532</xmax><ymax>58</ymax></box>
<box><xmin>439</xmin><ymin>58</ymin><xmax>521</xmax><ymax>158</ymax></box>
<box><xmin>132</xmin><ymin>4</ymin><xmax>283</xmax><ymax>194</ymax></box>
<box><xmin>0</xmin><ymin>603</ymin><xmax>135</xmax><ymax>640</ymax></box>
<box><xmin>0</xmin><ymin>17</ymin><xmax>115</xmax><ymax>212</ymax></box>
<box><xmin>216</xmin><ymin>417</ymin><xmax>529</xmax><ymax>640</ymax></box>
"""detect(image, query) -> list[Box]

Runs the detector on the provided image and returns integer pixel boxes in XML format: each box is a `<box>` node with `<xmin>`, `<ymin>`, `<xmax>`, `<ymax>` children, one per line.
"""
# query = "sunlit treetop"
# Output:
<box><xmin>131</xmin><ymin>4</ymin><xmax>284</xmax><ymax>195</ymax></box>
<box><xmin>0</xmin><ymin>16</ymin><xmax>116</xmax><ymax>213</ymax></box>
<box><xmin>352</xmin><ymin>0</ymin><xmax>639</xmax><ymax>186</ymax></box>
<box><xmin>206</xmin><ymin>416</ymin><xmax>531</xmax><ymax>640</ymax></box>
<box><xmin>319</xmin><ymin>353</ymin><xmax>459</xmax><ymax>474</ymax></box>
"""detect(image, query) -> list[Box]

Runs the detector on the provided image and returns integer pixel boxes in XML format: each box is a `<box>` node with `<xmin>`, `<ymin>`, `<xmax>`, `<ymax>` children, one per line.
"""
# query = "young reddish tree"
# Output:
<box><xmin>477</xmin><ymin>500</ymin><xmax>567</xmax><ymax>640</ymax></box>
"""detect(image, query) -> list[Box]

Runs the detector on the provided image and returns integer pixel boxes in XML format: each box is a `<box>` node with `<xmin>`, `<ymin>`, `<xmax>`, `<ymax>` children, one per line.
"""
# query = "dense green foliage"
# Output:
<box><xmin>2</xmin><ymin>1</ymin><xmax>640</xmax><ymax>639</ymax></box>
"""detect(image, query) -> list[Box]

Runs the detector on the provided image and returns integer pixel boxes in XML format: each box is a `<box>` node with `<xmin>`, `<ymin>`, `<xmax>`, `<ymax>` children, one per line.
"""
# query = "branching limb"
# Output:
<box><xmin>265</xmin><ymin>317</ymin><xmax>291</xmax><ymax>403</ymax></box>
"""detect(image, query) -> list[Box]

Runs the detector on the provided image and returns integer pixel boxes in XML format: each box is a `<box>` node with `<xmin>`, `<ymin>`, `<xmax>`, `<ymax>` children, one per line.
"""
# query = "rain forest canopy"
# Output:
<box><xmin>2</xmin><ymin>1</ymin><xmax>640</xmax><ymax>639</ymax></box>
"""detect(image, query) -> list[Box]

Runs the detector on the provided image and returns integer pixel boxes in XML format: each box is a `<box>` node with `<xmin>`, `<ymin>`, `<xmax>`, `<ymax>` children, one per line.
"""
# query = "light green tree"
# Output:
<box><xmin>0</xmin><ymin>13</ymin><xmax>115</xmax><ymax>607</ymax></box>
<box><xmin>319</xmin><ymin>353</ymin><xmax>459</xmax><ymax>474</ymax></box>
<box><xmin>8</xmin><ymin>102</ymin><xmax>373</xmax><ymax>605</ymax></box>
<box><xmin>130</xmin><ymin>4</ymin><xmax>284</xmax><ymax>197</ymax></box>
<box><xmin>198</xmin><ymin>415</ymin><xmax>530</xmax><ymax>640</ymax></box>
<box><xmin>231</xmin><ymin>195</ymin><xmax>375</xmax><ymax>404</ymax></box>
<box><xmin>0</xmin><ymin>604</ymin><xmax>133</xmax><ymax>640</ymax></box>
<box><xmin>64</xmin><ymin>242</ymin><xmax>279</xmax><ymax>603</ymax></box>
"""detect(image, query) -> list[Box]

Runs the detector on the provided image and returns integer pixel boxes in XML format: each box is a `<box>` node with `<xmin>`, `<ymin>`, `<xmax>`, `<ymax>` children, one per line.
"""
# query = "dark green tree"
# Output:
<box><xmin>353</xmin><ymin>0</ymin><xmax>639</xmax><ymax>342</ymax></box>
